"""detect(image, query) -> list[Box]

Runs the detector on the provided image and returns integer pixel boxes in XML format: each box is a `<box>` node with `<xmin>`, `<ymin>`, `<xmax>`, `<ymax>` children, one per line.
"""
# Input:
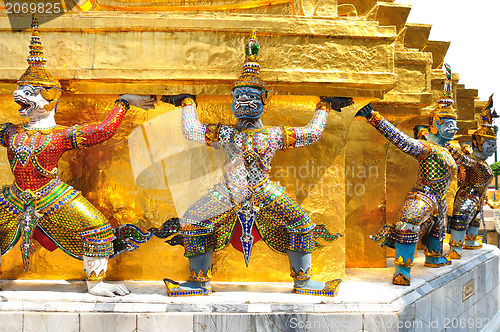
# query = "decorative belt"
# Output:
<box><xmin>253</xmin><ymin>181</ymin><xmax>284</xmax><ymax>208</ymax></box>
<box><xmin>11</xmin><ymin>178</ymin><xmax>63</xmax><ymax>204</ymax></box>
<box><xmin>459</xmin><ymin>187</ymin><xmax>484</xmax><ymax>199</ymax></box>
<box><xmin>410</xmin><ymin>183</ymin><xmax>442</xmax><ymax>210</ymax></box>
<box><xmin>6</xmin><ymin>179</ymin><xmax>79</xmax><ymax>272</ymax></box>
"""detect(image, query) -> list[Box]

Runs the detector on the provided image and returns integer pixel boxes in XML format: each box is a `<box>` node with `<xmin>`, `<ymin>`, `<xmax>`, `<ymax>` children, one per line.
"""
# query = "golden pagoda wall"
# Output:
<box><xmin>345</xmin><ymin>23</ymin><xmax>434</xmax><ymax>267</ymax></box>
<box><xmin>0</xmin><ymin>2</ymin><xmax>480</xmax><ymax>279</ymax></box>
<box><xmin>0</xmin><ymin>94</ymin><xmax>350</xmax><ymax>281</ymax></box>
<box><xmin>344</xmin><ymin>119</ymin><xmax>388</xmax><ymax>267</ymax></box>
<box><xmin>0</xmin><ymin>13</ymin><xmax>397</xmax><ymax>97</ymax></box>
<box><xmin>0</xmin><ymin>8</ymin><xmax>400</xmax><ymax>279</ymax></box>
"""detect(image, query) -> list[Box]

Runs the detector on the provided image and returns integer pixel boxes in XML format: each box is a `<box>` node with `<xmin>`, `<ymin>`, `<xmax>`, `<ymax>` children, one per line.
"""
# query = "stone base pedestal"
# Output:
<box><xmin>0</xmin><ymin>244</ymin><xmax>499</xmax><ymax>332</ymax></box>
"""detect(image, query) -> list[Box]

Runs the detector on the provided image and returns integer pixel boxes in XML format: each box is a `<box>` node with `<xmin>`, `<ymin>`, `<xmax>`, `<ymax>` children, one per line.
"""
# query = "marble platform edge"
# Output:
<box><xmin>0</xmin><ymin>308</ymin><xmax>497</xmax><ymax>332</ymax></box>
<box><xmin>481</xmin><ymin>309</ymin><xmax>500</xmax><ymax>332</ymax></box>
<box><xmin>0</xmin><ymin>245</ymin><xmax>498</xmax><ymax>316</ymax></box>
<box><xmin>0</xmin><ymin>311</ymin><xmax>426</xmax><ymax>332</ymax></box>
<box><xmin>384</xmin><ymin>244</ymin><xmax>500</xmax><ymax>311</ymax></box>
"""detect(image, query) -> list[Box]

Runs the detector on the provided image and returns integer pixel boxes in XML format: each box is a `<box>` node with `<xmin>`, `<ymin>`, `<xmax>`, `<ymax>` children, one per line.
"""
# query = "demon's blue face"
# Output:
<box><xmin>482</xmin><ymin>138</ymin><xmax>497</xmax><ymax>157</ymax></box>
<box><xmin>231</xmin><ymin>87</ymin><xmax>266</xmax><ymax>119</ymax></box>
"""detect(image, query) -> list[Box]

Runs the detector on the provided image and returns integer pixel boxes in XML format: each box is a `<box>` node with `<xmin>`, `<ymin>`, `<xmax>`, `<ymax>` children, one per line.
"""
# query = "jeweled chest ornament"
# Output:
<box><xmin>10</xmin><ymin>130</ymin><xmax>51</xmax><ymax>169</ymax></box>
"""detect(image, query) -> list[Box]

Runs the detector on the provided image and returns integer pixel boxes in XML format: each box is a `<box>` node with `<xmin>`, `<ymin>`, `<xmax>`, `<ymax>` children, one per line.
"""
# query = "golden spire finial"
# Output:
<box><xmin>233</xmin><ymin>30</ymin><xmax>269</xmax><ymax>93</ymax></box>
<box><xmin>472</xmin><ymin>94</ymin><xmax>497</xmax><ymax>150</ymax></box>
<box><xmin>429</xmin><ymin>63</ymin><xmax>457</xmax><ymax>133</ymax></box>
<box><xmin>17</xmin><ymin>14</ymin><xmax>61</xmax><ymax>88</ymax></box>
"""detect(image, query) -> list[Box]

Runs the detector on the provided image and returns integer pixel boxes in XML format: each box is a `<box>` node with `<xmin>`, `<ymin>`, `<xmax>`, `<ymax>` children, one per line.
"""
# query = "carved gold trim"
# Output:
<box><xmin>181</xmin><ymin>98</ymin><xmax>197</xmax><ymax>107</ymax></box>
<box><xmin>205</xmin><ymin>123</ymin><xmax>221</xmax><ymax>143</ymax></box>
<box><xmin>190</xmin><ymin>269</ymin><xmax>213</xmax><ymax>282</ymax></box>
<box><xmin>465</xmin><ymin>233</ymin><xmax>483</xmax><ymax>241</ymax></box>
<box><xmin>463</xmin><ymin>244</ymin><xmax>482</xmax><ymax>250</ymax></box>
<box><xmin>423</xmin><ymin>248</ymin><xmax>442</xmax><ymax>257</ymax></box>
<box><xmin>367</xmin><ymin>111</ymin><xmax>383</xmax><ymax>126</ymax></box>
<box><xmin>392</xmin><ymin>273</ymin><xmax>410</xmax><ymax>286</ymax></box>
<box><xmin>85</xmin><ymin>269</ymin><xmax>106</xmax><ymax>282</ymax></box>
<box><xmin>449</xmin><ymin>249</ymin><xmax>461</xmax><ymax>259</ymax></box>
<box><xmin>394</xmin><ymin>256</ymin><xmax>413</xmax><ymax>268</ymax></box>
<box><xmin>449</xmin><ymin>239</ymin><xmax>463</xmax><ymax>247</ymax></box>
<box><xmin>290</xmin><ymin>267</ymin><xmax>313</xmax><ymax>281</ymax></box>
<box><xmin>281</xmin><ymin>126</ymin><xmax>296</xmax><ymax>150</ymax></box>
<box><xmin>315</xmin><ymin>101</ymin><xmax>331</xmax><ymax>112</ymax></box>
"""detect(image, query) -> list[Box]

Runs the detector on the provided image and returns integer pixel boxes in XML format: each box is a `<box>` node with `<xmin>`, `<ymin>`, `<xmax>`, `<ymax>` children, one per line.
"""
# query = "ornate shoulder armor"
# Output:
<box><xmin>0</xmin><ymin>123</ymin><xmax>15</xmax><ymax>147</ymax></box>
<box><xmin>205</xmin><ymin>123</ymin><xmax>222</xmax><ymax>143</ymax></box>
<box><xmin>416</xmin><ymin>141</ymin><xmax>433</xmax><ymax>161</ymax></box>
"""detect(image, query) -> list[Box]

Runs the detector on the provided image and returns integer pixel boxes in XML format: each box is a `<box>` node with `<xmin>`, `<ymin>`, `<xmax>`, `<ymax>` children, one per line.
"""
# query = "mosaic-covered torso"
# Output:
<box><xmin>368</xmin><ymin>112</ymin><xmax>457</xmax><ymax>210</ymax></box>
<box><xmin>214</xmin><ymin>126</ymin><xmax>309</xmax><ymax>201</ymax></box>
<box><xmin>183</xmin><ymin>102</ymin><xmax>328</xmax><ymax>203</ymax></box>
<box><xmin>414</xmin><ymin>143</ymin><xmax>457</xmax><ymax>208</ymax></box>
<box><xmin>5</xmin><ymin>126</ymin><xmax>89</xmax><ymax>192</ymax></box>
<box><xmin>216</xmin><ymin>126</ymin><xmax>280</xmax><ymax>197</ymax></box>
<box><xmin>449</xmin><ymin>147</ymin><xmax>493</xmax><ymax>208</ymax></box>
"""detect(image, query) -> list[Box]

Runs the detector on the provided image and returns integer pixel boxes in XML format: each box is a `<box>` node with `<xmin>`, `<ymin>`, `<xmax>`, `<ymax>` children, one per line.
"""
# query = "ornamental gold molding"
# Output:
<box><xmin>0</xmin><ymin>12</ymin><xmax>397</xmax><ymax>97</ymax></box>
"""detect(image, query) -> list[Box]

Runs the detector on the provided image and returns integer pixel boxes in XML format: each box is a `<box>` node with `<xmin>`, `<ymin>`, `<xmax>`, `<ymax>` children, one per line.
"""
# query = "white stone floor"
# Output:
<box><xmin>0</xmin><ymin>244</ymin><xmax>498</xmax><ymax>332</ymax></box>
<box><xmin>0</xmin><ymin>244</ymin><xmax>497</xmax><ymax>311</ymax></box>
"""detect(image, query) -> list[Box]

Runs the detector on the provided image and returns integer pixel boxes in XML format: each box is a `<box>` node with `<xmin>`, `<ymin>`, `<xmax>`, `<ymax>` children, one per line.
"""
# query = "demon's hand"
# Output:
<box><xmin>161</xmin><ymin>94</ymin><xmax>197</xmax><ymax>107</ymax></box>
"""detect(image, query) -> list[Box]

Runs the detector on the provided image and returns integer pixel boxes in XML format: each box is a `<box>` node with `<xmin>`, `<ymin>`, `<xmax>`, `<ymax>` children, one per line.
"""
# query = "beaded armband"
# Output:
<box><xmin>392</xmin><ymin>229</ymin><xmax>419</xmax><ymax>244</ymax></box>
<box><xmin>416</xmin><ymin>128</ymin><xmax>430</xmax><ymax>140</ymax></box>
<box><xmin>0</xmin><ymin>123</ymin><xmax>12</xmax><ymax>147</ymax></box>
<box><xmin>462</xmin><ymin>145</ymin><xmax>473</xmax><ymax>155</ymax></box>
<box><xmin>367</xmin><ymin>111</ymin><xmax>384</xmax><ymax>126</ymax></box>
<box><xmin>446</xmin><ymin>143</ymin><xmax>460</xmax><ymax>159</ymax></box>
<box><xmin>182</xmin><ymin>98</ymin><xmax>197</xmax><ymax>107</ymax></box>
<box><xmin>69</xmin><ymin>125</ymin><xmax>88</xmax><ymax>150</ymax></box>
<box><xmin>281</xmin><ymin>126</ymin><xmax>297</xmax><ymax>149</ymax></box>
<box><xmin>115</xmin><ymin>99</ymin><xmax>130</xmax><ymax>111</ymax></box>
<box><xmin>205</xmin><ymin>123</ymin><xmax>221</xmax><ymax>143</ymax></box>
<box><xmin>446</xmin><ymin>143</ymin><xmax>476</xmax><ymax>168</ymax></box>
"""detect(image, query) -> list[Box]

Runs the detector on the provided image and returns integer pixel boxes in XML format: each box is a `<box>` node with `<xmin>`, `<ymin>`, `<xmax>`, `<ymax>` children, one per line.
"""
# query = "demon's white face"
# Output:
<box><xmin>13</xmin><ymin>85</ymin><xmax>50</xmax><ymax>118</ymax></box>
<box><xmin>434</xmin><ymin>117</ymin><xmax>458</xmax><ymax>142</ymax></box>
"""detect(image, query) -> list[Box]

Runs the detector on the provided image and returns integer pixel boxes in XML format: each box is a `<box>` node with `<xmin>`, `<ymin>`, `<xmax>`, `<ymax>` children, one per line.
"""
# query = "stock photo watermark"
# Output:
<box><xmin>274</xmin><ymin>160</ymin><xmax>379</xmax><ymax>199</ymax></box>
<box><xmin>288</xmin><ymin>316</ymin><xmax>492</xmax><ymax>330</ymax></box>
<box><xmin>2</xmin><ymin>0</ymin><xmax>75</xmax><ymax>29</ymax></box>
